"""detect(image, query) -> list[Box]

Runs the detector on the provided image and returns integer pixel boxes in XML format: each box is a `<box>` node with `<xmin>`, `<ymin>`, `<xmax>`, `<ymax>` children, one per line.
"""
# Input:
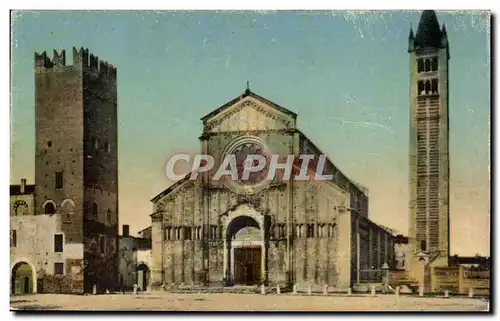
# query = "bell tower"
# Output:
<box><xmin>408</xmin><ymin>10</ymin><xmax>450</xmax><ymax>271</ymax></box>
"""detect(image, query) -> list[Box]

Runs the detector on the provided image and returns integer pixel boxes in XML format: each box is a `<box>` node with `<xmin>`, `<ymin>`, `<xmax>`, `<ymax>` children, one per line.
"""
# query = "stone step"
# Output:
<box><xmin>165</xmin><ymin>286</ymin><xmax>261</xmax><ymax>294</ymax></box>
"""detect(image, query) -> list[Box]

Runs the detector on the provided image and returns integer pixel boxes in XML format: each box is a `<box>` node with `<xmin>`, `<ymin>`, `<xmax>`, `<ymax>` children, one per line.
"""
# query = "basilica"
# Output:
<box><xmin>149</xmin><ymin>89</ymin><xmax>396</xmax><ymax>290</ymax></box>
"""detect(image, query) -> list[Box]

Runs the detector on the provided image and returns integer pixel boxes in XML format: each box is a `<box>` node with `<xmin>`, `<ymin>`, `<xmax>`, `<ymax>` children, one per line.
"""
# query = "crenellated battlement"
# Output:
<box><xmin>35</xmin><ymin>47</ymin><xmax>116</xmax><ymax>78</ymax></box>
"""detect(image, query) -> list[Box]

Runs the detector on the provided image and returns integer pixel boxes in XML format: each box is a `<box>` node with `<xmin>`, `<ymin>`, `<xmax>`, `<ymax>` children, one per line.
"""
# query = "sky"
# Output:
<box><xmin>10</xmin><ymin>10</ymin><xmax>490</xmax><ymax>256</ymax></box>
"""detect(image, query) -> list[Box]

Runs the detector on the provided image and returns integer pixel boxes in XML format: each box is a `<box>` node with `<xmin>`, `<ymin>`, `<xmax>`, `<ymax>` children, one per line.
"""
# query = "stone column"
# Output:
<box><xmin>150</xmin><ymin>213</ymin><xmax>164</xmax><ymax>290</ymax></box>
<box><xmin>261</xmin><ymin>216</ymin><xmax>268</xmax><ymax>285</ymax></box>
<box><xmin>368</xmin><ymin>227</ymin><xmax>373</xmax><ymax>270</ymax></box>
<box><xmin>286</xmin><ymin>128</ymin><xmax>299</xmax><ymax>287</ymax></box>
<box><xmin>223</xmin><ymin>234</ymin><xmax>228</xmax><ymax>285</ymax></box>
<box><xmin>356</xmin><ymin>217</ymin><xmax>360</xmax><ymax>284</ymax></box>
<box><xmin>199</xmin><ymin>133</ymin><xmax>210</xmax><ymax>285</ymax></box>
<box><xmin>377</xmin><ymin>231</ymin><xmax>381</xmax><ymax>269</ymax></box>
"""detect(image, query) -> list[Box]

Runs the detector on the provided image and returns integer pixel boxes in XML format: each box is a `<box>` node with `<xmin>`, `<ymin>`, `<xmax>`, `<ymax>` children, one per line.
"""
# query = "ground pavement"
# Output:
<box><xmin>10</xmin><ymin>292</ymin><xmax>490</xmax><ymax>312</ymax></box>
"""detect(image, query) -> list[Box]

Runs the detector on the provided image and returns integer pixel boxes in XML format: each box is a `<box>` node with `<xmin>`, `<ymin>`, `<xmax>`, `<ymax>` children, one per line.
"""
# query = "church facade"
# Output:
<box><xmin>149</xmin><ymin>89</ymin><xmax>396</xmax><ymax>290</ymax></box>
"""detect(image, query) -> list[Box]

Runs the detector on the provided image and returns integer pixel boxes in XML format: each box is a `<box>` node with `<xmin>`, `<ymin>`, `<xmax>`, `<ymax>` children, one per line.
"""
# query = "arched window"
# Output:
<box><xmin>417</xmin><ymin>59</ymin><xmax>424</xmax><ymax>73</ymax></box>
<box><xmin>44</xmin><ymin>202</ymin><xmax>56</xmax><ymax>214</ymax></box>
<box><xmin>14</xmin><ymin>200</ymin><xmax>28</xmax><ymax>216</ymax></box>
<box><xmin>185</xmin><ymin>227</ymin><xmax>192</xmax><ymax>240</ymax></box>
<box><xmin>92</xmin><ymin>202</ymin><xmax>98</xmax><ymax>219</ymax></box>
<box><xmin>307</xmin><ymin>224</ymin><xmax>315</xmax><ymax>238</ymax></box>
<box><xmin>431</xmin><ymin>57</ymin><xmax>438</xmax><ymax>71</ymax></box>
<box><xmin>425</xmin><ymin>80</ymin><xmax>431</xmax><ymax>95</ymax></box>
<box><xmin>431</xmin><ymin>79</ymin><xmax>439</xmax><ymax>94</ymax></box>
<box><xmin>418</xmin><ymin>81</ymin><xmax>425</xmax><ymax>96</ymax></box>
<box><xmin>424</xmin><ymin>59</ymin><xmax>431</xmax><ymax>72</ymax></box>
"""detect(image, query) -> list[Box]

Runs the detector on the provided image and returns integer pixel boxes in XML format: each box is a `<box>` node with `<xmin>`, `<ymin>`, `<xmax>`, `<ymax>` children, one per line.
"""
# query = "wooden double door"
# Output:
<box><xmin>234</xmin><ymin>247</ymin><xmax>261</xmax><ymax>285</ymax></box>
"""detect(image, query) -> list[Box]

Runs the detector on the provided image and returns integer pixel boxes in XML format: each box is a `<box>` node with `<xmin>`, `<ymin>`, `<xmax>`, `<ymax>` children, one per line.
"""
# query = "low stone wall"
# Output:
<box><xmin>458</xmin><ymin>267</ymin><xmax>489</xmax><ymax>296</ymax></box>
<box><xmin>431</xmin><ymin>266</ymin><xmax>489</xmax><ymax>296</ymax></box>
<box><xmin>388</xmin><ymin>269</ymin><xmax>409</xmax><ymax>285</ymax></box>
<box><xmin>38</xmin><ymin>275</ymin><xmax>84</xmax><ymax>294</ymax></box>
<box><xmin>431</xmin><ymin>267</ymin><xmax>459</xmax><ymax>293</ymax></box>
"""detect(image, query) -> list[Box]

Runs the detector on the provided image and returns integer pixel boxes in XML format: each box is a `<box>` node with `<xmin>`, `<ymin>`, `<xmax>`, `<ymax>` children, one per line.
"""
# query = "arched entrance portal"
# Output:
<box><xmin>226</xmin><ymin>215</ymin><xmax>263</xmax><ymax>285</ymax></box>
<box><xmin>11</xmin><ymin>262</ymin><xmax>35</xmax><ymax>294</ymax></box>
<box><xmin>136</xmin><ymin>264</ymin><xmax>150</xmax><ymax>291</ymax></box>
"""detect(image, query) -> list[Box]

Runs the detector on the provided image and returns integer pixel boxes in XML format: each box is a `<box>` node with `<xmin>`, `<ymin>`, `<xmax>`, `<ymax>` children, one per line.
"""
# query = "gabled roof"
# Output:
<box><xmin>150</xmin><ymin>173</ymin><xmax>192</xmax><ymax>203</ymax></box>
<box><xmin>201</xmin><ymin>89</ymin><xmax>297</xmax><ymax>122</ymax></box>
<box><xmin>297</xmin><ymin>130</ymin><xmax>364</xmax><ymax>196</ymax></box>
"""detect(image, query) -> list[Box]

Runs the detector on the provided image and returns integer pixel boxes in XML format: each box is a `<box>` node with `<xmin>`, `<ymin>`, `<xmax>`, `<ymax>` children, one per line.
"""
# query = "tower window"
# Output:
<box><xmin>431</xmin><ymin>79</ymin><xmax>439</xmax><ymax>94</ymax></box>
<box><xmin>47</xmin><ymin>141</ymin><xmax>52</xmax><ymax>147</ymax></box>
<box><xmin>431</xmin><ymin>57</ymin><xmax>438</xmax><ymax>71</ymax></box>
<box><xmin>420</xmin><ymin>240</ymin><xmax>427</xmax><ymax>251</ymax></box>
<box><xmin>418</xmin><ymin>81</ymin><xmax>425</xmax><ymax>96</ymax></box>
<box><xmin>92</xmin><ymin>202</ymin><xmax>98</xmax><ymax>219</ymax></box>
<box><xmin>424</xmin><ymin>59</ymin><xmax>431</xmax><ymax>72</ymax></box>
<box><xmin>55</xmin><ymin>172</ymin><xmax>63</xmax><ymax>189</ymax></box>
<box><xmin>106</xmin><ymin>142</ymin><xmax>111</xmax><ymax>153</ymax></box>
<box><xmin>425</xmin><ymin>80</ymin><xmax>431</xmax><ymax>95</ymax></box>
<box><xmin>44</xmin><ymin>202</ymin><xmax>56</xmax><ymax>214</ymax></box>
<box><xmin>54</xmin><ymin>234</ymin><xmax>64</xmax><ymax>252</ymax></box>
<box><xmin>417</xmin><ymin>59</ymin><xmax>424</xmax><ymax>73</ymax></box>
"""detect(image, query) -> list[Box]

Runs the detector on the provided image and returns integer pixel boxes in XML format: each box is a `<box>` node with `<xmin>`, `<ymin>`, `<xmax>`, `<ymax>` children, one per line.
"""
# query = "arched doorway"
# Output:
<box><xmin>226</xmin><ymin>215</ymin><xmax>263</xmax><ymax>286</ymax></box>
<box><xmin>136</xmin><ymin>264</ymin><xmax>149</xmax><ymax>291</ymax></box>
<box><xmin>11</xmin><ymin>262</ymin><xmax>35</xmax><ymax>294</ymax></box>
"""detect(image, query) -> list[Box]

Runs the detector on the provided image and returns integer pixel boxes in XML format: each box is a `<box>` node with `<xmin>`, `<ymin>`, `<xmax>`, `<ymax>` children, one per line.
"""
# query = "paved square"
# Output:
<box><xmin>10</xmin><ymin>293</ymin><xmax>490</xmax><ymax>312</ymax></box>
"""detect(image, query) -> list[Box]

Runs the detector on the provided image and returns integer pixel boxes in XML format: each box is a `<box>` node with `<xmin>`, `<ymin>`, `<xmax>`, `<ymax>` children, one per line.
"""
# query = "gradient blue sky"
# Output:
<box><xmin>10</xmin><ymin>11</ymin><xmax>490</xmax><ymax>255</ymax></box>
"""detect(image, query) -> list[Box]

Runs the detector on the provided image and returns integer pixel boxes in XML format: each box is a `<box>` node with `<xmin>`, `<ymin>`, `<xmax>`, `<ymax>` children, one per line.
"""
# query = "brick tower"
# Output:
<box><xmin>408</xmin><ymin>10</ymin><xmax>450</xmax><ymax>275</ymax></box>
<box><xmin>34</xmin><ymin>47</ymin><xmax>118</xmax><ymax>293</ymax></box>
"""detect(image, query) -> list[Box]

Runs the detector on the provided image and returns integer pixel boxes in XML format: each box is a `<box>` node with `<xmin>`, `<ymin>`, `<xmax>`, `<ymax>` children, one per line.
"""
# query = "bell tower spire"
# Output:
<box><xmin>408</xmin><ymin>10</ymin><xmax>451</xmax><ymax>281</ymax></box>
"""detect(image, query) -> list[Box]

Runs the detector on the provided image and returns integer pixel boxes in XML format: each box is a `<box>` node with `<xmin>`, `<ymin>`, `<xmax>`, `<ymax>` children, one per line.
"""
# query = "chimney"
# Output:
<box><xmin>20</xmin><ymin>179</ymin><xmax>26</xmax><ymax>194</ymax></box>
<box><xmin>122</xmin><ymin>225</ymin><xmax>130</xmax><ymax>237</ymax></box>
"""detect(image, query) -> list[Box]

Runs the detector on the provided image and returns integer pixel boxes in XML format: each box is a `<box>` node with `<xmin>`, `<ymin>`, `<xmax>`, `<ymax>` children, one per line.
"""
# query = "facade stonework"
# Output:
<box><xmin>150</xmin><ymin>90</ymin><xmax>396</xmax><ymax>290</ymax></box>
